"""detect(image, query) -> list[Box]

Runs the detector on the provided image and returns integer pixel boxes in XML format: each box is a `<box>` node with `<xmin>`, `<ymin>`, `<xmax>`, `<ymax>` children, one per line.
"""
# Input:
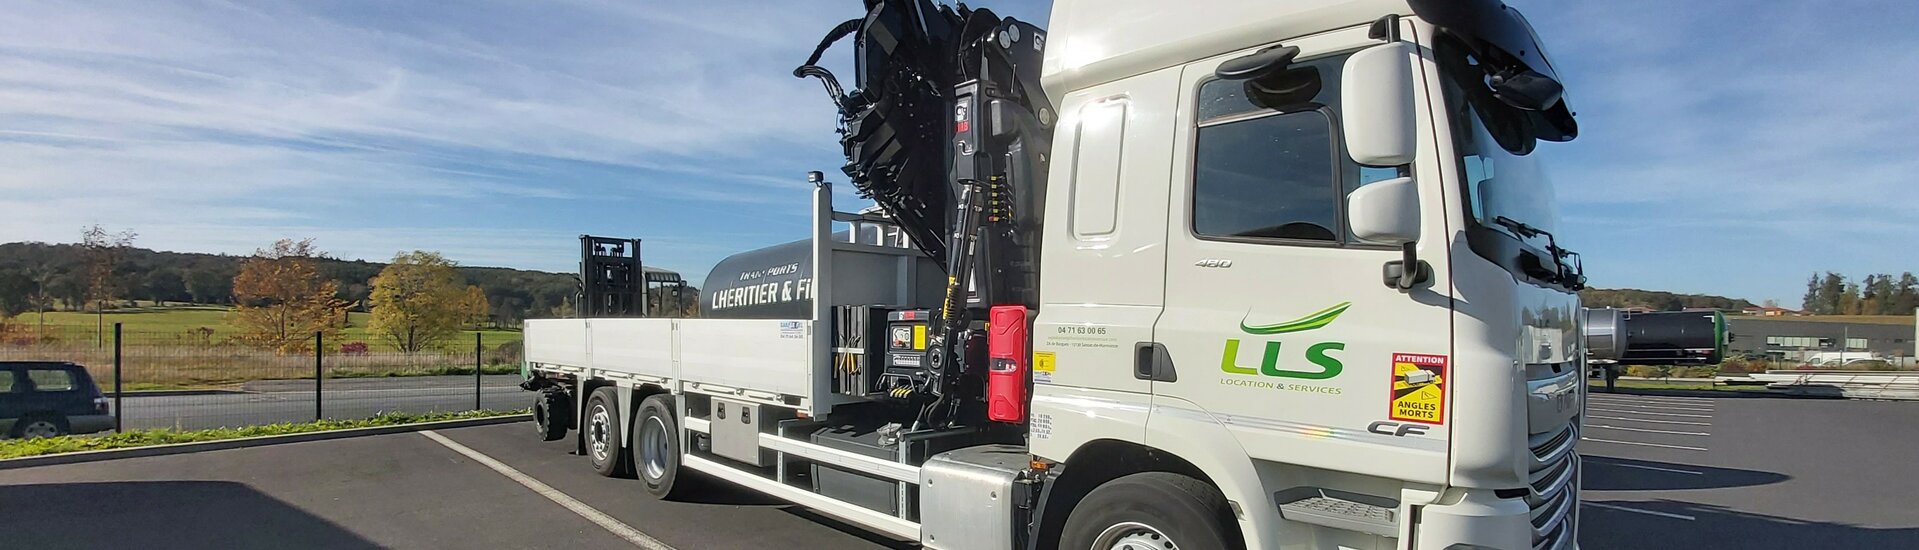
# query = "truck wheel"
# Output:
<box><xmin>584</xmin><ymin>387</ymin><xmax>632</xmax><ymax>477</ymax></box>
<box><xmin>634</xmin><ymin>394</ymin><xmax>690</xmax><ymax>499</ymax></box>
<box><xmin>533</xmin><ymin>388</ymin><xmax>570</xmax><ymax>441</ymax></box>
<box><xmin>12</xmin><ymin>414</ymin><xmax>69</xmax><ymax>439</ymax></box>
<box><xmin>1061</xmin><ymin>472</ymin><xmax>1241</xmax><ymax>550</ymax></box>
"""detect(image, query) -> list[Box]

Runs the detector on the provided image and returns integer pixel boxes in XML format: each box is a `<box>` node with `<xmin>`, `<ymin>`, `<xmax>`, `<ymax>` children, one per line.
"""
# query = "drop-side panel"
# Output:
<box><xmin>524</xmin><ymin>319</ymin><xmax>590</xmax><ymax>368</ymax></box>
<box><xmin>676</xmin><ymin>319</ymin><xmax>816</xmax><ymax>400</ymax></box>
<box><xmin>587</xmin><ymin>319</ymin><xmax>677</xmax><ymax>380</ymax></box>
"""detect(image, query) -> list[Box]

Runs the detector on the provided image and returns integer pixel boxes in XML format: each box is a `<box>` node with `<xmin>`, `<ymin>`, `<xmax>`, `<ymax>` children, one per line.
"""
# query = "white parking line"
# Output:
<box><xmin>1587</xmin><ymin>415</ymin><xmax>1712</xmax><ymax>426</ymax></box>
<box><xmin>421</xmin><ymin>430</ymin><xmax>675</xmax><ymax>550</ymax></box>
<box><xmin>1582</xmin><ymin>437</ymin><xmax>1708</xmax><ymax>452</ymax></box>
<box><xmin>1582</xmin><ymin>459</ymin><xmax>1704</xmax><ymax>476</ymax></box>
<box><xmin>1586</xmin><ymin>408</ymin><xmax>1713</xmax><ymax>418</ymax></box>
<box><xmin>1586</xmin><ymin>402</ymin><xmax>1714</xmax><ymax>412</ymax></box>
<box><xmin>1589</xmin><ymin>424</ymin><xmax>1709</xmax><ymax>436</ymax></box>
<box><xmin>1582</xmin><ymin>501</ymin><xmax>1696</xmax><ymax>521</ymax></box>
<box><xmin>1587</xmin><ymin>395</ymin><xmax>1714</xmax><ymax>405</ymax></box>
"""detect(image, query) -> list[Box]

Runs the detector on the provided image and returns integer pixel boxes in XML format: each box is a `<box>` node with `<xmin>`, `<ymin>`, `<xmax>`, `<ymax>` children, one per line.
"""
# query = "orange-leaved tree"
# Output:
<box><xmin>232</xmin><ymin>239</ymin><xmax>345</xmax><ymax>353</ymax></box>
<box><xmin>368</xmin><ymin>251</ymin><xmax>468</xmax><ymax>353</ymax></box>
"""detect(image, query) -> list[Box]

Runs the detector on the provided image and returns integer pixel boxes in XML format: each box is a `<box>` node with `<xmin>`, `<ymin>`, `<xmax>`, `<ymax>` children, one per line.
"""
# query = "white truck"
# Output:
<box><xmin>521</xmin><ymin>1</ymin><xmax>1588</xmax><ymax>548</ymax></box>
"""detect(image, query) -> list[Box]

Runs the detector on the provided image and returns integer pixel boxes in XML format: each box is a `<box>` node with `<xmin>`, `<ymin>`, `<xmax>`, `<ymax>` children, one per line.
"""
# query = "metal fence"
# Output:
<box><xmin>0</xmin><ymin>324</ymin><xmax>527</xmax><ymax>433</ymax></box>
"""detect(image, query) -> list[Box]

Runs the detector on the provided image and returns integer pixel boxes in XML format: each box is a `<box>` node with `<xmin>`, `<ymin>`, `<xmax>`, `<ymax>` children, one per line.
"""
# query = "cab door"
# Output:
<box><xmin>1149</xmin><ymin>24</ymin><xmax>1457</xmax><ymax>484</ymax></box>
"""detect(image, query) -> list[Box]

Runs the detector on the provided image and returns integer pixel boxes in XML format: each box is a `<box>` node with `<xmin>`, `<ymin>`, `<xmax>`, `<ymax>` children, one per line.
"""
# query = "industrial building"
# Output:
<box><xmin>1726</xmin><ymin>311</ymin><xmax>1919</xmax><ymax>366</ymax></box>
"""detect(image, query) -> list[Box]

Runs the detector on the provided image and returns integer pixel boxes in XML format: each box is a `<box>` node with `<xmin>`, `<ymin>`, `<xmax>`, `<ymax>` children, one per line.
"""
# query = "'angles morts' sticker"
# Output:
<box><xmin>1389</xmin><ymin>353</ymin><xmax>1447</xmax><ymax>424</ymax></box>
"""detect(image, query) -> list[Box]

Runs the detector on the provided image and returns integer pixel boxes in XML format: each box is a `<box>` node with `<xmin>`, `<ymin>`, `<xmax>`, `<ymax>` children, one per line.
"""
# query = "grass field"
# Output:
<box><xmin>13</xmin><ymin>304</ymin><xmax>521</xmax><ymax>350</ymax></box>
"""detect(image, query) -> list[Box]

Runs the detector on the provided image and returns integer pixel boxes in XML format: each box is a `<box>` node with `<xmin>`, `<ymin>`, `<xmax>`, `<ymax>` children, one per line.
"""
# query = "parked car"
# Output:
<box><xmin>1</xmin><ymin>361</ymin><xmax>114</xmax><ymax>438</ymax></box>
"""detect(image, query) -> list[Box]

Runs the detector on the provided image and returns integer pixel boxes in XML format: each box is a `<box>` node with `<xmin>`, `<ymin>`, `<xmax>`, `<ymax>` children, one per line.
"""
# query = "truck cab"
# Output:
<box><xmin>1029</xmin><ymin>1</ymin><xmax>1583</xmax><ymax>548</ymax></box>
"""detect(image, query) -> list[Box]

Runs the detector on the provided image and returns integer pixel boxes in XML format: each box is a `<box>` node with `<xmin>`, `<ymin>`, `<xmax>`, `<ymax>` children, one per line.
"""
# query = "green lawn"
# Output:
<box><xmin>0</xmin><ymin>409</ymin><xmax>528</xmax><ymax>459</ymax></box>
<box><xmin>21</xmin><ymin>305</ymin><xmax>521</xmax><ymax>350</ymax></box>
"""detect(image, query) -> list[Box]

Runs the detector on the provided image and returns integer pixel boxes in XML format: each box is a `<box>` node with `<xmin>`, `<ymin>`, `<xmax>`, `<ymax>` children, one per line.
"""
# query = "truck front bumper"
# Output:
<box><xmin>1414</xmin><ymin>488</ymin><xmax>1573</xmax><ymax>550</ymax></box>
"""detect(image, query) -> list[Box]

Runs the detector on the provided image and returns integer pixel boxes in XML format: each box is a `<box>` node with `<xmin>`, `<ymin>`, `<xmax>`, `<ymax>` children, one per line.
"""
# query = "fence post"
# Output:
<box><xmin>113</xmin><ymin>323</ymin><xmax>123</xmax><ymax>433</ymax></box>
<box><xmin>315</xmin><ymin>331</ymin><xmax>324</xmax><ymax>421</ymax></box>
<box><xmin>475</xmin><ymin>332</ymin><xmax>483</xmax><ymax>411</ymax></box>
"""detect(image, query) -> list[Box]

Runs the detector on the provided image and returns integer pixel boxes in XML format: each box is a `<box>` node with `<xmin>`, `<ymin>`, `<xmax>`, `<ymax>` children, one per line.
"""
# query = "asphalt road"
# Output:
<box><xmin>1576</xmin><ymin>389</ymin><xmax>1919</xmax><ymax>548</ymax></box>
<box><xmin>0</xmin><ymin>422</ymin><xmax>901</xmax><ymax>550</ymax></box>
<box><xmin>116</xmin><ymin>375</ymin><xmax>528</xmax><ymax>431</ymax></box>
<box><xmin>7</xmin><ymin>390</ymin><xmax>1917</xmax><ymax>549</ymax></box>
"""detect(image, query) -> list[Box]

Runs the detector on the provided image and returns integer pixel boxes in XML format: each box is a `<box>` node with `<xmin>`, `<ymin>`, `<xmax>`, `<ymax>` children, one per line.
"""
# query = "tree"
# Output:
<box><xmin>1817</xmin><ymin>272</ymin><xmax>1846</xmax><ymax>315</ymax></box>
<box><xmin>80</xmin><ymin>225</ymin><xmax>137</xmax><ymax>312</ymax></box>
<box><xmin>232</xmin><ymin>239</ymin><xmax>345</xmax><ymax>353</ymax></box>
<box><xmin>368</xmin><ymin>251</ymin><xmax>469</xmax><ymax>353</ymax></box>
<box><xmin>1895</xmin><ymin>273</ymin><xmax>1919</xmax><ymax>314</ymax></box>
<box><xmin>144</xmin><ymin>270</ymin><xmax>187</xmax><ymax>305</ymax></box>
<box><xmin>462</xmin><ymin>285</ymin><xmax>491</xmax><ymax>328</ymax></box>
<box><xmin>186</xmin><ymin>268</ymin><xmax>231</xmax><ymax>304</ymax></box>
<box><xmin>0</xmin><ymin>271</ymin><xmax>31</xmax><ymax>318</ymax></box>
<box><xmin>1802</xmin><ymin>274</ymin><xmax>1822</xmax><ymax>314</ymax></box>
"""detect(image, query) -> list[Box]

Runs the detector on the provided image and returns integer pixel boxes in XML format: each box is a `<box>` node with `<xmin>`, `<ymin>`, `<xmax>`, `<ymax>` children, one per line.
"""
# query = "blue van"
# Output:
<box><xmin>1</xmin><ymin>362</ymin><xmax>114</xmax><ymax>438</ymax></box>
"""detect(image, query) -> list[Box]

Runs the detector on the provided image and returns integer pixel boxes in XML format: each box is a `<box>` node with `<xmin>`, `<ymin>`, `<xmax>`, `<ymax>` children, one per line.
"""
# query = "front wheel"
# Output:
<box><xmin>584</xmin><ymin>387</ymin><xmax>631</xmax><ymax>478</ymax></box>
<box><xmin>1060</xmin><ymin>472</ymin><xmax>1241</xmax><ymax>550</ymax></box>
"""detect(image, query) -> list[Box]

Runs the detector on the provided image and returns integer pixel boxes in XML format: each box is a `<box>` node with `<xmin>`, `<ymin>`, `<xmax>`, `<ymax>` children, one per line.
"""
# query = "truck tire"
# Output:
<box><xmin>634</xmin><ymin>394</ymin><xmax>691</xmax><ymax>499</ymax></box>
<box><xmin>533</xmin><ymin>388</ymin><xmax>570</xmax><ymax>441</ymax></box>
<box><xmin>1060</xmin><ymin>472</ymin><xmax>1241</xmax><ymax>550</ymax></box>
<box><xmin>584</xmin><ymin>387</ymin><xmax>632</xmax><ymax>478</ymax></box>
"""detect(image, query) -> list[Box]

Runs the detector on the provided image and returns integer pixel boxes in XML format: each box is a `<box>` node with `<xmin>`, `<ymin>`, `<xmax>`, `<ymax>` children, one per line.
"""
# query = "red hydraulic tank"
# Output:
<box><xmin>987</xmin><ymin>305</ymin><xmax>1030</xmax><ymax>423</ymax></box>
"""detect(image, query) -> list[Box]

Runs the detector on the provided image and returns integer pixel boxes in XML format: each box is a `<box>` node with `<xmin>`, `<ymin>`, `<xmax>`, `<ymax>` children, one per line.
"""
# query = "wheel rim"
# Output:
<box><xmin>21</xmin><ymin>420</ymin><xmax>59</xmax><ymax>439</ymax></box>
<box><xmin>640</xmin><ymin>415</ymin><xmax>670</xmax><ymax>481</ymax></box>
<box><xmin>1092</xmin><ymin>521</ymin><xmax>1177</xmax><ymax>550</ymax></box>
<box><xmin>588</xmin><ymin>405</ymin><xmax>611</xmax><ymax>462</ymax></box>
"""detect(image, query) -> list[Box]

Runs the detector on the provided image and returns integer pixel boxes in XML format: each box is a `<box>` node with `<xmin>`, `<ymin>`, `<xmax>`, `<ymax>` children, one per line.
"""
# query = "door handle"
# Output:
<box><xmin>1135</xmin><ymin>342</ymin><xmax>1178</xmax><ymax>382</ymax></box>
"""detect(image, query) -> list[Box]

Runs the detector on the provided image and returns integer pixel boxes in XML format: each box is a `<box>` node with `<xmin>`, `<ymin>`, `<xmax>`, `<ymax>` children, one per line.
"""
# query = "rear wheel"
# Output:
<box><xmin>584</xmin><ymin>387</ymin><xmax>631</xmax><ymax>477</ymax></box>
<box><xmin>1061</xmin><ymin>472</ymin><xmax>1240</xmax><ymax>550</ymax></box>
<box><xmin>13</xmin><ymin>414</ymin><xmax>69</xmax><ymax>439</ymax></box>
<box><xmin>634</xmin><ymin>394</ymin><xmax>690</xmax><ymax>499</ymax></box>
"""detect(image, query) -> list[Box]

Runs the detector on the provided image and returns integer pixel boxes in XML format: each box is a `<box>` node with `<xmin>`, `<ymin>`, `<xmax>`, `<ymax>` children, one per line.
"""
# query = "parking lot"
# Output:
<box><xmin>2</xmin><ymin>390</ymin><xmax>1916</xmax><ymax>549</ymax></box>
<box><xmin>1578</xmin><ymin>390</ymin><xmax>1919</xmax><ymax>548</ymax></box>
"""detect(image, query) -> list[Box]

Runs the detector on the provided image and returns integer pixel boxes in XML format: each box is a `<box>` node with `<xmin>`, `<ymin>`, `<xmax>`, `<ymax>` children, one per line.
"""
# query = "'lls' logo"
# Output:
<box><xmin>1220</xmin><ymin>303</ymin><xmax>1351</xmax><ymax>380</ymax></box>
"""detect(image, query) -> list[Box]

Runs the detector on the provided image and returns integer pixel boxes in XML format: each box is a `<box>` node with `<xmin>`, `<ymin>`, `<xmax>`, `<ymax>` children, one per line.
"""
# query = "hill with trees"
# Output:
<box><xmin>0</xmin><ymin>240</ymin><xmax>695</xmax><ymax>325</ymax></box>
<box><xmin>1578</xmin><ymin>288</ymin><xmax>1755</xmax><ymax>311</ymax></box>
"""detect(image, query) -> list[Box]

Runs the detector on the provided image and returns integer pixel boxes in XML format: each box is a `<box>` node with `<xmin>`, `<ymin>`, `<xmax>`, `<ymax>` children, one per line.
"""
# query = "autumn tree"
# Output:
<box><xmin>368</xmin><ymin>251</ymin><xmax>469</xmax><ymax>353</ymax></box>
<box><xmin>462</xmin><ymin>285</ymin><xmax>491</xmax><ymax>328</ymax></box>
<box><xmin>232</xmin><ymin>239</ymin><xmax>345</xmax><ymax>353</ymax></box>
<box><xmin>80</xmin><ymin>224</ymin><xmax>137</xmax><ymax>312</ymax></box>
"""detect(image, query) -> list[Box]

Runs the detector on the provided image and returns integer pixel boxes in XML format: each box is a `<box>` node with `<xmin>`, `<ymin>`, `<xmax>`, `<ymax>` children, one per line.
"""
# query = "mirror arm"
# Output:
<box><xmin>1384</xmin><ymin>242</ymin><xmax>1431</xmax><ymax>291</ymax></box>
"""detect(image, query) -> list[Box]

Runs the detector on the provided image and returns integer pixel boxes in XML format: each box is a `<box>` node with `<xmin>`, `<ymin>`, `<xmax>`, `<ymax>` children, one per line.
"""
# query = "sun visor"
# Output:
<box><xmin>1410</xmin><ymin>0</ymin><xmax>1577</xmax><ymax>142</ymax></box>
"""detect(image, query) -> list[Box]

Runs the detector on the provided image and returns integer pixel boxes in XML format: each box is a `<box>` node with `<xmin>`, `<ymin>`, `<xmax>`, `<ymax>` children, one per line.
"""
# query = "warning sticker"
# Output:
<box><xmin>1033</xmin><ymin>351</ymin><xmax>1057</xmax><ymax>384</ymax></box>
<box><xmin>1389</xmin><ymin>353</ymin><xmax>1447</xmax><ymax>424</ymax></box>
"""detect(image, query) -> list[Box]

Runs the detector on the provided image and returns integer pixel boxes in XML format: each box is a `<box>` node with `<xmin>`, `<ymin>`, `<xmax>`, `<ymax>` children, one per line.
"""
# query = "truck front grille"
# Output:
<box><xmin>1527</xmin><ymin>420</ymin><xmax>1578</xmax><ymax>550</ymax></box>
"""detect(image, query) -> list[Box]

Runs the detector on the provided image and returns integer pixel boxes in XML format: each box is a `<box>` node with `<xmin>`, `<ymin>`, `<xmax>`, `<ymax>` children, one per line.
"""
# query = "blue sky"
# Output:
<box><xmin>0</xmin><ymin>1</ymin><xmax>1911</xmax><ymax>307</ymax></box>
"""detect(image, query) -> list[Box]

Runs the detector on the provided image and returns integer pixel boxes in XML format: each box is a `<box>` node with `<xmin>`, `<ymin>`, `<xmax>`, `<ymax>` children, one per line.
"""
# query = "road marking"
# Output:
<box><xmin>1582</xmin><ymin>458</ymin><xmax>1704</xmax><ymax>475</ymax></box>
<box><xmin>1585</xmin><ymin>401</ymin><xmax>1714</xmax><ymax>412</ymax></box>
<box><xmin>1586</xmin><ymin>408</ymin><xmax>1713</xmax><ymax>418</ymax></box>
<box><xmin>1581</xmin><ymin>437</ymin><xmax>1707</xmax><ymax>451</ymax></box>
<box><xmin>1590</xmin><ymin>424</ymin><xmax>1709</xmax><ymax>436</ymax></box>
<box><xmin>1588</xmin><ymin>415</ymin><xmax>1712</xmax><ymax>426</ymax></box>
<box><xmin>1581</xmin><ymin>398</ymin><xmax>1719</xmax><ymax>408</ymax></box>
<box><xmin>1582</xmin><ymin>501</ymin><xmax>1696</xmax><ymax>521</ymax></box>
<box><xmin>420</xmin><ymin>430</ymin><xmax>675</xmax><ymax>550</ymax></box>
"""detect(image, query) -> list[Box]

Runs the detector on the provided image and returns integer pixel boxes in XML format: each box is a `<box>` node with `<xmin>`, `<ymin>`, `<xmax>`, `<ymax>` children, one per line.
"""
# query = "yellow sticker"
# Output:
<box><xmin>912</xmin><ymin>325</ymin><xmax>927</xmax><ymax>350</ymax></box>
<box><xmin>1034</xmin><ymin>352</ymin><xmax>1056</xmax><ymax>373</ymax></box>
<box><xmin>1389</xmin><ymin>353</ymin><xmax>1447</xmax><ymax>424</ymax></box>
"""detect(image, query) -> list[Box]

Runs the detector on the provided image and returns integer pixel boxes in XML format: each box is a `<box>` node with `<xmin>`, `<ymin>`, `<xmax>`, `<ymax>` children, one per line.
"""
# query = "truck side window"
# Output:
<box><xmin>1192</xmin><ymin>52</ymin><xmax>1394</xmax><ymax>245</ymax></box>
<box><xmin>0</xmin><ymin>370</ymin><xmax>14</xmax><ymax>393</ymax></box>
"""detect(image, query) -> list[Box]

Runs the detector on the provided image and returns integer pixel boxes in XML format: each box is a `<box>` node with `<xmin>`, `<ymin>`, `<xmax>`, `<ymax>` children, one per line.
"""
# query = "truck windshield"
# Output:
<box><xmin>1435</xmin><ymin>38</ymin><xmax>1560</xmax><ymax>243</ymax></box>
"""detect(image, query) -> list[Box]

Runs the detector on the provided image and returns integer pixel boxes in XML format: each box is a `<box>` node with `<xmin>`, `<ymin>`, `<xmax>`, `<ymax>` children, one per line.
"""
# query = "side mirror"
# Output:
<box><xmin>1349</xmin><ymin>177</ymin><xmax>1430</xmax><ymax>291</ymax></box>
<box><xmin>1347</xmin><ymin>177</ymin><xmax>1420</xmax><ymax>244</ymax></box>
<box><xmin>1340</xmin><ymin>42</ymin><xmax>1417</xmax><ymax>166</ymax></box>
